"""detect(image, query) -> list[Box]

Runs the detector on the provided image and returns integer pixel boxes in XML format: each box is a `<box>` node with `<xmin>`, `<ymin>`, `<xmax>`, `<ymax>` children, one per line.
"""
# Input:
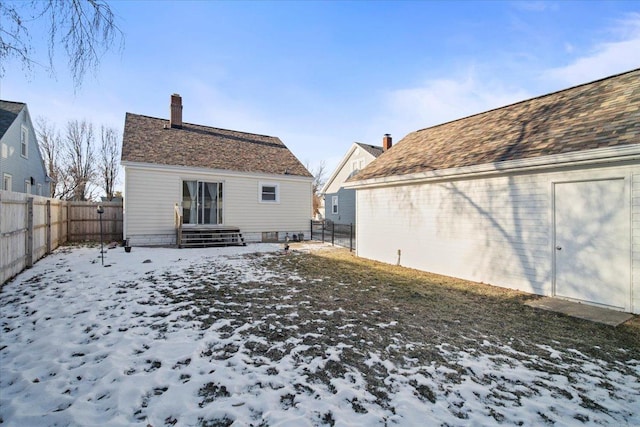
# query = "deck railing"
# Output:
<box><xmin>174</xmin><ymin>203</ymin><xmax>183</xmax><ymax>247</ymax></box>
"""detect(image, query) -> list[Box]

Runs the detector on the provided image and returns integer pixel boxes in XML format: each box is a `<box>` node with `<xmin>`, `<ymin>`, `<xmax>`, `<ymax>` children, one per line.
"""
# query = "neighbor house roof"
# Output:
<box><xmin>0</xmin><ymin>100</ymin><xmax>26</xmax><ymax>139</ymax></box>
<box><xmin>354</xmin><ymin>142</ymin><xmax>384</xmax><ymax>158</ymax></box>
<box><xmin>320</xmin><ymin>142</ymin><xmax>385</xmax><ymax>194</ymax></box>
<box><xmin>121</xmin><ymin>113</ymin><xmax>312</xmax><ymax>177</ymax></box>
<box><xmin>351</xmin><ymin>68</ymin><xmax>640</xmax><ymax>182</ymax></box>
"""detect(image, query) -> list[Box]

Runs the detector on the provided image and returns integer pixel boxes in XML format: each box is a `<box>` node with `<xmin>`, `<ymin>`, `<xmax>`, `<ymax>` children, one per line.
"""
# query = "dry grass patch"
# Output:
<box><xmin>275</xmin><ymin>246</ymin><xmax>640</xmax><ymax>362</ymax></box>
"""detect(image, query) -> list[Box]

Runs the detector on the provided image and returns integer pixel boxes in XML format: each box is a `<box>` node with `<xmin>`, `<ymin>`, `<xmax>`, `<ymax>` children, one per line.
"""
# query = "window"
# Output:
<box><xmin>182</xmin><ymin>180</ymin><xmax>223</xmax><ymax>225</ymax></box>
<box><xmin>37</xmin><ymin>183</ymin><xmax>42</xmax><ymax>196</ymax></box>
<box><xmin>3</xmin><ymin>173</ymin><xmax>12</xmax><ymax>191</ymax></box>
<box><xmin>24</xmin><ymin>179</ymin><xmax>31</xmax><ymax>194</ymax></box>
<box><xmin>259</xmin><ymin>182</ymin><xmax>279</xmax><ymax>203</ymax></box>
<box><xmin>21</xmin><ymin>125</ymin><xmax>28</xmax><ymax>158</ymax></box>
<box><xmin>332</xmin><ymin>195</ymin><xmax>339</xmax><ymax>214</ymax></box>
<box><xmin>351</xmin><ymin>158</ymin><xmax>364</xmax><ymax>173</ymax></box>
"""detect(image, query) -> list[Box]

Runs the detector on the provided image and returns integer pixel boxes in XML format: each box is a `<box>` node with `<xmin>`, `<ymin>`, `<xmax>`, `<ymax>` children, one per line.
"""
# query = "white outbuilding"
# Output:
<box><xmin>346</xmin><ymin>69</ymin><xmax>640</xmax><ymax>314</ymax></box>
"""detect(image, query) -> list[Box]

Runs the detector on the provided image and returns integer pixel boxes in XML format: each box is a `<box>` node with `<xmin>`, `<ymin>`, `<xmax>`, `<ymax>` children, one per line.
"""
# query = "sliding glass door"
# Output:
<box><xmin>182</xmin><ymin>181</ymin><xmax>223</xmax><ymax>225</ymax></box>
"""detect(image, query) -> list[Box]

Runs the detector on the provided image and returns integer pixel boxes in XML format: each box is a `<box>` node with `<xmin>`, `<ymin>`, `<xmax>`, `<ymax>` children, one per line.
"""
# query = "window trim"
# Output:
<box><xmin>331</xmin><ymin>195</ymin><xmax>339</xmax><ymax>214</ymax></box>
<box><xmin>24</xmin><ymin>179</ymin><xmax>31</xmax><ymax>194</ymax></box>
<box><xmin>259</xmin><ymin>182</ymin><xmax>280</xmax><ymax>203</ymax></box>
<box><xmin>21</xmin><ymin>125</ymin><xmax>28</xmax><ymax>158</ymax></box>
<box><xmin>3</xmin><ymin>173</ymin><xmax>12</xmax><ymax>191</ymax></box>
<box><xmin>351</xmin><ymin>158</ymin><xmax>364</xmax><ymax>173</ymax></box>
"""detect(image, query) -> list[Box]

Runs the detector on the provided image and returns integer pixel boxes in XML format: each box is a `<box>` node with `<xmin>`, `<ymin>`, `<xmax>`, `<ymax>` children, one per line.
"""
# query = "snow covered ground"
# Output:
<box><xmin>1</xmin><ymin>244</ymin><xmax>638</xmax><ymax>426</ymax></box>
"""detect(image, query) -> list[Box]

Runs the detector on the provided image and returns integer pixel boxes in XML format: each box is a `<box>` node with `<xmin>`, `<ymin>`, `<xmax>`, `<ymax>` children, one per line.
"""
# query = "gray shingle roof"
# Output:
<box><xmin>121</xmin><ymin>113</ymin><xmax>312</xmax><ymax>177</ymax></box>
<box><xmin>355</xmin><ymin>142</ymin><xmax>384</xmax><ymax>158</ymax></box>
<box><xmin>351</xmin><ymin>69</ymin><xmax>640</xmax><ymax>182</ymax></box>
<box><xmin>0</xmin><ymin>100</ymin><xmax>25</xmax><ymax>139</ymax></box>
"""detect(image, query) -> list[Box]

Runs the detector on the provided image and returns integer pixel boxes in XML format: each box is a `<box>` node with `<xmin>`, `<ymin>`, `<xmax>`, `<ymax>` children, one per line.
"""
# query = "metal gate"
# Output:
<box><xmin>310</xmin><ymin>220</ymin><xmax>354</xmax><ymax>251</ymax></box>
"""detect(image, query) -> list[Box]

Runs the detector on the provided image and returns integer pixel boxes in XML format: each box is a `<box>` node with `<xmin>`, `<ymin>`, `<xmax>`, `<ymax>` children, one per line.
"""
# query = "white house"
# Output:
<box><xmin>0</xmin><ymin>100</ymin><xmax>51</xmax><ymax>196</ymax></box>
<box><xmin>321</xmin><ymin>138</ymin><xmax>387</xmax><ymax>225</ymax></box>
<box><xmin>346</xmin><ymin>69</ymin><xmax>640</xmax><ymax>314</ymax></box>
<box><xmin>121</xmin><ymin>94</ymin><xmax>313</xmax><ymax>247</ymax></box>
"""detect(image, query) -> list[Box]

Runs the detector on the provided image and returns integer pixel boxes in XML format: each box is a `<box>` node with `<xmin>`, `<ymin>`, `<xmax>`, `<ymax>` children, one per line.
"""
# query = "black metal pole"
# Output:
<box><xmin>100</xmin><ymin>214</ymin><xmax>104</xmax><ymax>265</ymax></box>
<box><xmin>350</xmin><ymin>223</ymin><xmax>353</xmax><ymax>252</ymax></box>
<box><xmin>331</xmin><ymin>222</ymin><xmax>334</xmax><ymax>246</ymax></box>
<box><xmin>97</xmin><ymin>205</ymin><xmax>104</xmax><ymax>266</ymax></box>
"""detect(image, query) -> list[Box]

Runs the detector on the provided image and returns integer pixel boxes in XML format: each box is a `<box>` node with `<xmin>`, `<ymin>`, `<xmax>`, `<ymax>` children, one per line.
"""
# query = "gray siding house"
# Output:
<box><xmin>321</xmin><ymin>139</ymin><xmax>388</xmax><ymax>225</ymax></box>
<box><xmin>0</xmin><ymin>100</ymin><xmax>50</xmax><ymax>196</ymax></box>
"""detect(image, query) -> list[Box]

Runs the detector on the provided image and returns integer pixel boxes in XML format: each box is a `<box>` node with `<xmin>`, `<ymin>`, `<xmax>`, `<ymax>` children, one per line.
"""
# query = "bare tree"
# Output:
<box><xmin>0</xmin><ymin>0</ymin><xmax>124</xmax><ymax>88</ymax></box>
<box><xmin>99</xmin><ymin>125</ymin><xmax>120</xmax><ymax>201</ymax></box>
<box><xmin>35</xmin><ymin>117</ymin><xmax>64</xmax><ymax>198</ymax></box>
<box><xmin>306</xmin><ymin>161</ymin><xmax>327</xmax><ymax>218</ymax></box>
<box><xmin>63</xmin><ymin>119</ymin><xmax>96</xmax><ymax>201</ymax></box>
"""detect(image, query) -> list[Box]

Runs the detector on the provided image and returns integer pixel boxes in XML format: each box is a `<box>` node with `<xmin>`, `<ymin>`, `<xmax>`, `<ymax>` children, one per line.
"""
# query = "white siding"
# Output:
<box><xmin>356</xmin><ymin>163</ymin><xmax>640</xmax><ymax>313</ymax></box>
<box><xmin>633</xmin><ymin>170</ymin><xmax>640</xmax><ymax>314</ymax></box>
<box><xmin>324</xmin><ymin>147</ymin><xmax>377</xmax><ymax>195</ymax></box>
<box><xmin>124</xmin><ymin>165</ymin><xmax>312</xmax><ymax>245</ymax></box>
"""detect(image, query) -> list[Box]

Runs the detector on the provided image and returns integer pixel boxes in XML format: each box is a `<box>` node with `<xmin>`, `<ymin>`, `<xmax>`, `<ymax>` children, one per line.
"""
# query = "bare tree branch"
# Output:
<box><xmin>35</xmin><ymin>117</ymin><xmax>63</xmax><ymax>198</ymax></box>
<box><xmin>306</xmin><ymin>160</ymin><xmax>328</xmax><ymax>218</ymax></box>
<box><xmin>63</xmin><ymin>119</ymin><xmax>96</xmax><ymax>201</ymax></box>
<box><xmin>99</xmin><ymin>125</ymin><xmax>120</xmax><ymax>200</ymax></box>
<box><xmin>0</xmin><ymin>0</ymin><xmax>124</xmax><ymax>88</ymax></box>
<box><xmin>0</xmin><ymin>2</ymin><xmax>33</xmax><ymax>76</ymax></box>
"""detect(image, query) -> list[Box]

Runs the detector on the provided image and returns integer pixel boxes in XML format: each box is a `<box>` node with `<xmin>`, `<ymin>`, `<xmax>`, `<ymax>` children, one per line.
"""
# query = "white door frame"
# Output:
<box><xmin>552</xmin><ymin>176</ymin><xmax>631</xmax><ymax>311</ymax></box>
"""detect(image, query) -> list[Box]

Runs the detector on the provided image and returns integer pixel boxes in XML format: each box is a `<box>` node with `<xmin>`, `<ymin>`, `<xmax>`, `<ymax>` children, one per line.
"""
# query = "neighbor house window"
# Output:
<box><xmin>259</xmin><ymin>182</ymin><xmax>279</xmax><ymax>203</ymax></box>
<box><xmin>24</xmin><ymin>179</ymin><xmax>31</xmax><ymax>194</ymax></box>
<box><xmin>37</xmin><ymin>183</ymin><xmax>42</xmax><ymax>196</ymax></box>
<box><xmin>3</xmin><ymin>173</ymin><xmax>12</xmax><ymax>191</ymax></box>
<box><xmin>332</xmin><ymin>196</ymin><xmax>338</xmax><ymax>214</ymax></box>
<box><xmin>21</xmin><ymin>125</ymin><xmax>28</xmax><ymax>158</ymax></box>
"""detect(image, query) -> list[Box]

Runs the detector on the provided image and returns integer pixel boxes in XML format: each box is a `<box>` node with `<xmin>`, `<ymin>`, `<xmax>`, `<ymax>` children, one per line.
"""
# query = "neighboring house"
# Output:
<box><xmin>121</xmin><ymin>94</ymin><xmax>313</xmax><ymax>246</ymax></box>
<box><xmin>346</xmin><ymin>69</ymin><xmax>640</xmax><ymax>314</ymax></box>
<box><xmin>321</xmin><ymin>138</ymin><xmax>389</xmax><ymax>224</ymax></box>
<box><xmin>0</xmin><ymin>100</ymin><xmax>51</xmax><ymax>196</ymax></box>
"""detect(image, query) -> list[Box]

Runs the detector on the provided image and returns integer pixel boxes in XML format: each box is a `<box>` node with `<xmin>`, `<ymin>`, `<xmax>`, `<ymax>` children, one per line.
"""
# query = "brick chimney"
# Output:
<box><xmin>170</xmin><ymin>93</ymin><xmax>183</xmax><ymax>129</ymax></box>
<box><xmin>383</xmin><ymin>134</ymin><xmax>392</xmax><ymax>151</ymax></box>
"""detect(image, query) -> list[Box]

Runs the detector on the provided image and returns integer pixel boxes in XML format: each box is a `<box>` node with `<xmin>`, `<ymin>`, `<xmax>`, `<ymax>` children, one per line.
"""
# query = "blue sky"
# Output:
<box><xmin>2</xmin><ymin>1</ymin><xmax>639</xmax><ymax>189</ymax></box>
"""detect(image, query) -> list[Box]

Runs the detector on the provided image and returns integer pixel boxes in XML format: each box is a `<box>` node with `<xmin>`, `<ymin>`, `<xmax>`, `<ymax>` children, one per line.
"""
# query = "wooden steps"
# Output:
<box><xmin>178</xmin><ymin>227</ymin><xmax>246</xmax><ymax>248</ymax></box>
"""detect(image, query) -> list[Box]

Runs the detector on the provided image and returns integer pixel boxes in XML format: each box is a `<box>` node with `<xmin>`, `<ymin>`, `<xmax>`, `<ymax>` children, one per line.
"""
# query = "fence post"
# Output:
<box><xmin>46</xmin><ymin>200</ymin><xmax>52</xmax><ymax>254</ymax></box>
<box><xmin>26</xmin><ymin>197</ymin><xmax>34</xmax><ymax>268</ymax></box>
<box><xmin>331</xmin><ymin>221</ymin><xmax>334</xmax><ymax>246</ymax></box>
<box><xmin>321</xmin><ymin>221</ymin><xmax>325</xmax><ymax>242</ymax></box>
<box><xmin>66</xmin><ymin>202</ymin><xmax>71</xmax><ymax>243</ymax></box>
<box><xmin>350</xmin><ymin>223</ymin><xmax>353</xmax><ymax>252</ymax></box>
<box><xmin>59</xmin><ymin>201</ymin><xmax>65</xmax><ymax>245</ymax></box>
<box><xmin>111</xmin><ymin>207</ymin><xmax>117</xmax><ymax>242</ymax></box>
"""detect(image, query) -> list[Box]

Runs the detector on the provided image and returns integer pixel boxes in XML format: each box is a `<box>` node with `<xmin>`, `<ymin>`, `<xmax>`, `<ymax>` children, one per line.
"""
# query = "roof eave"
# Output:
<box><xmin>345</xmin><ymin>145</ymin><xmax>640</xmax><ymax>189</ymax></box>
<box><xmin>320</xmin><ymin>143</ymin><xmax>361</xmax><ymax>194</ymax></box>
<box><xmin>121</xmin><ymin>160</ymin><xmax>314</xmax><ymax>182</ymax></box>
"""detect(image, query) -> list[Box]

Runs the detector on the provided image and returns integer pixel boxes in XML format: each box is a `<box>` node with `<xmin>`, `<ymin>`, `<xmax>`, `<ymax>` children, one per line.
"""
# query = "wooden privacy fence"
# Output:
<box><xmin>0</xmin><ymin>190</ymin><xmax>123</xmax><ymax>285</ymax></box>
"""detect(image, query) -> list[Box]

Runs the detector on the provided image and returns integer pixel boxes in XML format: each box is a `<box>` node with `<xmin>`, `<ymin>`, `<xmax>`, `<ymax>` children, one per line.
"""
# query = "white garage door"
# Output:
<box><xmin>554</xmin><ymin>179</ymin><xmax>630</xmax><ymax>310</ymax></box>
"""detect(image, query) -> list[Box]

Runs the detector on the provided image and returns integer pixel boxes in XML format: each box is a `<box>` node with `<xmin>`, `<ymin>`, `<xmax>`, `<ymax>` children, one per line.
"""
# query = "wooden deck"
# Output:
<box><xmin>178</xmin><ymin>225</ymin><xmax>246</xmax><ymax>248</ymax></box>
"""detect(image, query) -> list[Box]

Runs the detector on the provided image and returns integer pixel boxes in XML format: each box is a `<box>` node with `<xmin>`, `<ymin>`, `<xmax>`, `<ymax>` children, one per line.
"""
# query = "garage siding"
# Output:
<box><xmin>356</xmin><ymin>163</ymin><xmax>640</xmax><ymax>313</ymax></box>
<box><xmin>633</xmin><ymin>170</ymin><xmax>640</xmax><ymax>313</ymax></box>
<box><xmin>357</xmin><ymin>174</ymin><xmax>551</xmax><ymax>295</ymax></box>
